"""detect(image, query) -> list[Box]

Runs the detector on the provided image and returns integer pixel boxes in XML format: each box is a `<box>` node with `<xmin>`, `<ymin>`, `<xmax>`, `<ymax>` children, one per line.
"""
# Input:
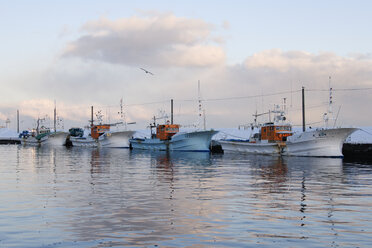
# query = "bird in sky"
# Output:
<box><xmin>140</xmin><ymin>68</ymin><xmax>154</xmax><ymax>75</ymax></box>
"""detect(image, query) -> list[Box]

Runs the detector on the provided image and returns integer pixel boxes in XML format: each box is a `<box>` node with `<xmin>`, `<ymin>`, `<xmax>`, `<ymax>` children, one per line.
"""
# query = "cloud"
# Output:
<box><xmin>4</xmin><ymin>9</ymin><xmax>372</xmax><ymax>131</ymax></box>
<box><xmin>63</xmin><ymin>14</ymin><xmax>225</xmax><ymax>67</ymax></box>
<box><xmin>242</xmin><ymin>49</ymin><xmax>372</xmax><ymax>88</ymax></box>
<box><xmin>30</xmin><ymin>48</ymin><xmax>371</xmax><ymax>128</ymax></box>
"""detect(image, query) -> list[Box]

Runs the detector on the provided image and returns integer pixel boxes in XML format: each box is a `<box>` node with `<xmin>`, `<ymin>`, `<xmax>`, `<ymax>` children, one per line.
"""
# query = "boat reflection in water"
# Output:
<box><xmin>3</xmin><ymin>145</ymin><xmax>371</xmax><ymax>247</ymax></box>
<box><xmin>56</xmin><ymin>149</ymin><xmax>226</xmax><ymax>247</ymax></box>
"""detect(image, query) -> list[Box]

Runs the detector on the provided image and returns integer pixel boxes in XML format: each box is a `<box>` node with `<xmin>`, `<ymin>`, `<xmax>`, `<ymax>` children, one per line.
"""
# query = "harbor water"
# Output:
<box><xmin>0</xmin><ymin>145</ymin><xmax>371</xmax><ymax>247</ymax></box>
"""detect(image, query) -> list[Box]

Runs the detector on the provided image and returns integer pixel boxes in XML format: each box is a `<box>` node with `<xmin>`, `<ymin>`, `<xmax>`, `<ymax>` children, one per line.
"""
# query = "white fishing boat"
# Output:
<box><xmin>130</xmin><ymin>99</ymin><xmax>217</xmax><ymax>152</ymax></box>
<box><xmin>219</xmin><ymin>104</ymin><xmax>292</xmax><ymax>155</ymax></box>
<box><xmin>20</xmin><ymin>130</ymin><xmax>69</xmax><ymax>146</ymax></box>
<box><xmin>69</xmin><ymin>128</ymin><xmax>135</xmax><ymax>148</ymax></box>
<box><xmin>20</xmin><ymin>130</ymin><xmax>48</xmax><ymax>146</ymax></box>
<box><xmin>283</xmin><ymin>127</ymin><xmax>358</xmax><ymax>157</ymax></box>
<box><xmin>220</xmin><ymin>84</ymin><xmax>358</xmax><ymax>157</ymax></box>
<box><xmin>130</xmin><ymin>127</ymin><xmax>217</xmax><ymax>151</ymax></box>
<box><xmin>69</xmin><ymin>101</ymin><xmax>135</xmax><ymax>148</ymax></box>
<box><xmin>20</xmin><ymin>118</ymin><xmax>68</xmax><ymax>147</ymax></box>
<box><xmin>20</xmin><ymin>103</ymin><xmax>69</xmax><ymax>146</ymax></box>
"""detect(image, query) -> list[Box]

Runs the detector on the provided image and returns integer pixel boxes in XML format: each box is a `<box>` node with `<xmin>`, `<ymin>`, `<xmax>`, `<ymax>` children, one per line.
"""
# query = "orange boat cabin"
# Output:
<box><xmin>156</xmin><ymin>124</ymin><xmax>180</xmax><ymax>140</ymax></box>
<box><xmin>261</xmin><ymin>123</ymin><xmax>292</xmax><ymax>142</ymax></box>
<box><xmin>91</xmin><ymin>124</ymin><xmax>110</xmax><ymax>139</ymax></box>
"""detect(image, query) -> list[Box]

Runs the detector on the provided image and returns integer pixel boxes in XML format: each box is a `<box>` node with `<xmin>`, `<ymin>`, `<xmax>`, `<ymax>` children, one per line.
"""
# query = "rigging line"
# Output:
<box><xmin>94</xmin><ymin>100</ymin><xmax>170</xmax><ymax>109</ymax></box>
<box><xmin>126</xmin><ymin>100</ymin><xmax>169</xmax><ymax>107</ymax></box>
<box><xmin>307</xmin><ymin>87</ymin><xmax>372</xmax><ymax>92</ymax></box>
<box><xmin>292</xmin><ymin>121</ymin><xmax>323</xmax><ymax>126</ymax></box>
<box><xmin>287</xmin><ymin>103</ymin><xmax>327</xmax><ymax>112</ymax></box>
<box><xmin>178</xmin><ymin>89</ymin><xmax>302</xmax><ymax>102</ymax></box>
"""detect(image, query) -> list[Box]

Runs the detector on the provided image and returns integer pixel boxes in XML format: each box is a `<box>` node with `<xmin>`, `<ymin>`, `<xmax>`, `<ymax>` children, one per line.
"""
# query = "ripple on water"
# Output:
<box><xmin>0</xmin><ymin>146</ymin><xmax>371</xmax><ymax>247</ymax></box>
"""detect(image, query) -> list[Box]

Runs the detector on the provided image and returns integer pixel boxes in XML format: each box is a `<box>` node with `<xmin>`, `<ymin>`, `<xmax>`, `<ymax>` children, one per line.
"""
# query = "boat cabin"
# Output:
<box><xmin>91</xmin><ymin>124</ymin><xmax>110</xmax><ymax>139</ymax></box>
<box><xmin>261</xmin><ymin>123</ymin><xmax>292</xmax><ymax>142</ymax></box>
<box><xmin>156</xmin><ymin>124</ymin><xmax>180</xmax><ymax>140</ymax></box>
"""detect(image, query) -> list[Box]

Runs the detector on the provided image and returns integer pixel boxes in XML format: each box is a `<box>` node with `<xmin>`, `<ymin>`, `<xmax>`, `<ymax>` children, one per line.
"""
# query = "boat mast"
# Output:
<box><xmin>203</xmin><ymin>109</ymin><xmax>206</xmax><ymax>130</ymax></box>
<box><xmin>171</xmin><ymin>99</ymin><xmax>173</xmax><ymax>124</ymax></box>
<box><xmin>17</xmin><ymin>109</ymin><xmax>19</xmax><ymax>133</ymax></box>
<box><xmin>54</xmin><ymin>100</ymin><xmax>57</xmax><ymax>132</ymax></box>
<box><xmin>302</xmin><ymin>86</ymin><xmax>306</xmax><ymax>132</ymax></box>
<box><xmin>328</xmin><ymin>76</ymin><xmax>334</xmax><ymax>127</ymax></box>
<box><xmin>119</xmin><ymin>98</ymin><xmax>127</xmax><ymax>129</ymax></box>
<box><xmin>90</xmin><ymin>106</ymin><xmax>94</xmax><ymax>127</ymax></box>
<box><xmin>197</xmin><ymin>81</ymin><xmax>203</xmax><ymax>129</ymax></box>
<box><xmin>150</xmin><ymin>116</ymin><xmax>156</xmax><ymax>138</ymax></box>
<box><xmin>323</xmin><ymin>76</ymin><xmax>334</xmax><ymax>128</ymax></box>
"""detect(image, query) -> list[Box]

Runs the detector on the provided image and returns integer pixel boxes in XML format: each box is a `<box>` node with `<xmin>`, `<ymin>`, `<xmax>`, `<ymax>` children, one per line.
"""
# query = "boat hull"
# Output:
<box><xmin>71</xmin><ymin>131</ymin><xmax>135</xmax><ymax>148</ymax></box>
<box><xmin>44</xmin><ymin>132</ymin><xmax>69</xmax><ymax>146</ymax></box>
<box><xmin>219</xmin><ymin>140</ymin><xmax>281</xmax><ymax>155</ymax></box>
<box><xmin>100</xmin><ymin>131</ymin><xmax>135</xmax><ymax>148</ymax></box>
<box><xmin>21</xmin><ymin>136</ymin><xmax>47</xmax><ymax>146</ymax></box>
<box><xmin>70</xmin><ymin>136</ymin><xmax>98</xmax><ymax>147</ymax></box>
<box><xmin>219</xmin><ymin>128</ymin><xmax>358</xmax><ymax>158</ymax></box>
<box><xmin>21</xmin><ymin>132</ymin><xmax>68</xmax><ymax>146</ymax></box>
<box><xmin>283</xmin><ymin>128</ymin><xmax>358</xmax><ymax>157</ymax></box>
<box><xmin>130</xmin><ymin>130</ymin><xmax>217</xmax><ymax>152</ymax></box>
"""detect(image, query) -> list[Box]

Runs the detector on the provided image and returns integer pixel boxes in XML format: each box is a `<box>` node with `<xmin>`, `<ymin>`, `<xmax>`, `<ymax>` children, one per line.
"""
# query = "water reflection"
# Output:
<box><xmin>251</xmin><ymin>156</ymin><xmax>288</xmax><ymax>192</ymax></box>
<box><xmin>51</xmin><ymin>149</ymin><xmax>227</xmax><ymax>247</ymax></box>
<box><xmin>1</xmin><ymin>146</ymin><xmax>372</xmax><ymax>247</ymax></box>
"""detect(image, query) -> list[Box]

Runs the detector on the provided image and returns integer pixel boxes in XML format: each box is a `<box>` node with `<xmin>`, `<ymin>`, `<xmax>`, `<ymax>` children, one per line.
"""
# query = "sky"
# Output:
<box><xmin>1</xmin><ymin>0</ymin><xmax>372</xmax><ymax>130</ymax></box>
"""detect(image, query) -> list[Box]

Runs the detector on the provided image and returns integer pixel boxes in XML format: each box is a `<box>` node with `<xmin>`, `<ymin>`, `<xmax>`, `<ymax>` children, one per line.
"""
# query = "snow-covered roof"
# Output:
<box><xmin>0</xmin><ymin>128</ymin><xmax>19</xmax><ymax>139</ymax></box>
<box><xmin>344</xmin><ymin>127</ymin><xmax>372</xmax><ymax>144</ymax></box>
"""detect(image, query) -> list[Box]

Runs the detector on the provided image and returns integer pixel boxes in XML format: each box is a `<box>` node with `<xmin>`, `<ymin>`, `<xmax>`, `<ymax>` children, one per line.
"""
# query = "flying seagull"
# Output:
<box><xmin>140</xmin><ymin>68</ymin><xmax>154</xmax><ymax>75</ymax></box>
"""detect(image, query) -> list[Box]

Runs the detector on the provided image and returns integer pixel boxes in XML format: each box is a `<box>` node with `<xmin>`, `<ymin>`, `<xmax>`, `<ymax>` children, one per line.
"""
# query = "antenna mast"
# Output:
<box><xmin>119</xmin><ymin>98</ymin><xmax>127</xmax><ymax>128</ymax></box>
<box><xmin>198</xmin><ymin>81</ymin><xmax>202</xmax><ymax>129</ymax></box>
<box><xmin>323</xmin><ymin>76</ymin><xmax>334</xmax><ymax>128</ymax></box>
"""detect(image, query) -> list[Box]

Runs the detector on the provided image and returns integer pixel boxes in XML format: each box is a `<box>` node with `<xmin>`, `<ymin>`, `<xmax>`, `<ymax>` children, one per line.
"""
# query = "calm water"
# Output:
<box><xmin>0</xmin><ymin>146</ymin><xmax>371</xmax><ymax>247</ymax></box>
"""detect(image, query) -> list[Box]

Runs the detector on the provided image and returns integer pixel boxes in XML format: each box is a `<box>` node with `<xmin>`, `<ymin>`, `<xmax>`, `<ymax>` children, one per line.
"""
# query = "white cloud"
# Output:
<box><xmin>3</xmin><ymin>9</ymin><xmax>372</xmax><ymax>130</ymax></box>
<box><xmin>63</xmin><ymin>14</ymin><xmax>225</xmax><ymax>67</ymax></box>
<box><xmin>37</xmin><ymin>49</ymin><xmax>372</xmax><ymax>128</ymax></box>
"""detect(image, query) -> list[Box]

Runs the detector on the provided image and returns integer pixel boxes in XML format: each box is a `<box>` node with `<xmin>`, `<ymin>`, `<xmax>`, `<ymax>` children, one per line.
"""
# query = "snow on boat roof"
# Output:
<box><xmin>0</xmin><ymin>128</ymin><xmax>19</xmax><ymax>138</ymax></box>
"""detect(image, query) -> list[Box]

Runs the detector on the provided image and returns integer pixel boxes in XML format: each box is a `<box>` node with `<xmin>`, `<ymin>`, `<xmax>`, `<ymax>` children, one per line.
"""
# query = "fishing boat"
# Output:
<box><xmin>284</xmin><ymin>82</ymin><xmax>358</xmax><ymax>157</ymax></box>
<box><xmin>130</xmin><ymin>123</ymin><xmax>217</xmax><ymax>152</ymax></box>
<box><xmin>283</xmin><ymin>127</ymin><xmax>358</xmax><ymax>157</ymax></box>
<box><xmin>20</xmin><ymin>130</ymin><xmax>69</xmax><ymax>146</ymax></box>
<box><xmin>220</xmin><ymin>85</ymin><xmax>358</xmax><ymax>157</ymax></box>
<box><xmin>130</xmin><ymin>99</ymin><xmax>217</xmax><ymax>152</ymax></box>
<box><xmin>219</xmin><ymin>104</ymin><xmax>292</xmax><ymax>155</ymax></box>
<box><xmin>20</xmin><ymin>118</ymin><xmax>68</xmax><ymax>146</ymax></box>
<box><xmin>69</xmin><ymin>103</ymin><xmax>135</xmax><ymax>148</ymax></box>
<box><xmin>69</xmin><ymin>124</ymin><xmax>135</xmax><ymax>148</ymax></box>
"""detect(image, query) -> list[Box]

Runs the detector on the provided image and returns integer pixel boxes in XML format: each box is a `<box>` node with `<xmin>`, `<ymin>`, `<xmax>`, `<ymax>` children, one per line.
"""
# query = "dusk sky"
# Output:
<box><xmin>1</xmin><ymin>0</ymin><xmax>372</xmax><ymax>130</ymax></box>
